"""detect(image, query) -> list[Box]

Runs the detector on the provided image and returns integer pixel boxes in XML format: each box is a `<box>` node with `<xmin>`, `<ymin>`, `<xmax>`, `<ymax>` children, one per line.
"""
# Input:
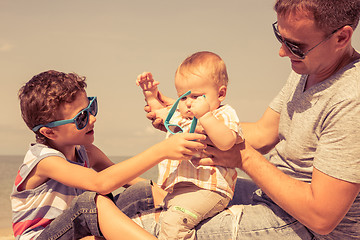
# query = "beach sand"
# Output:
<box><xmin>0</xmin><ymin>228</ymin><xmax>13</xmax><ymax>240</ymax></box>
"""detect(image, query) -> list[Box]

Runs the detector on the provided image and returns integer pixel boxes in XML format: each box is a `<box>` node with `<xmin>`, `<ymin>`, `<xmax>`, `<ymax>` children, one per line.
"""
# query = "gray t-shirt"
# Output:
<box><xmin>269</xmin><ymin>59</ymin><xmax>360</xmax><ymax>239</ymax></box>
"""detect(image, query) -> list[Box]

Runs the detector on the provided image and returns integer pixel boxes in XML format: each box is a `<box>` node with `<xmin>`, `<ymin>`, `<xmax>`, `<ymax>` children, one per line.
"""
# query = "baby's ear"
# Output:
<box><xmin>218</xmin><ymin>85</ymin><xmax>227</xmax><ymax>101</ymax></box>
<box><xmin>39</xmin><ymin>127</ymin><xmax>57</xmax><ymax>140</ymax></box>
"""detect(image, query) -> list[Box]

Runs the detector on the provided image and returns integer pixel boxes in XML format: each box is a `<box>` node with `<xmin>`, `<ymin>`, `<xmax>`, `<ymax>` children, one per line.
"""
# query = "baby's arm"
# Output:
<box><xmin>191</xmin><ymin>97</ymin><xmax>240</xmax><ymax>151</ymax></box>
<box><xmin>136</xmin><ymin>72</ymin><xmax>167</xmax><ymax>111</ymax></box>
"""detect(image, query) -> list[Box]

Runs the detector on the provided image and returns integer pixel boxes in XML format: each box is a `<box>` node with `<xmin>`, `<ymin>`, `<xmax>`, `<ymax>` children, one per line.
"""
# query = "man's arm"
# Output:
<box><xmin>241</xmin><ymin>107</ymin><xmax>280</xmax><ymax>154</ymax></box>
<box><xmin>238</xmin><ymin>143</ymin><xmax>359</xmax><ymax>235</ymax></box>
<box><xmin>200</xmin><ymin>141</ymin><xmax>359</xmax><ymax>234</ymax></box>
<box><xmin>198</xmin><ymin>106</ymin><xmax>360</xmax><ymax>234</ymax></box>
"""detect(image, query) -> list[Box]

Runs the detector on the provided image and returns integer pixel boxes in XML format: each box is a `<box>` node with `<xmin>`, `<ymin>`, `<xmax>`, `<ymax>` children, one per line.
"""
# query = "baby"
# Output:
<box><xmin>136</xmin><ymin>51</ymin><xmax>243</xmax><ymax>239</ymax></box>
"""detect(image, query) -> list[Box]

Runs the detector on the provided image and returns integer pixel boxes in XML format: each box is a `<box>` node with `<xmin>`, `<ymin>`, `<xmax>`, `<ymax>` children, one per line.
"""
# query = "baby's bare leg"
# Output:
<box><xmin>151</xmin><ymin>183</ymin><xmax>167</xmax><ymax>222</ymax></box>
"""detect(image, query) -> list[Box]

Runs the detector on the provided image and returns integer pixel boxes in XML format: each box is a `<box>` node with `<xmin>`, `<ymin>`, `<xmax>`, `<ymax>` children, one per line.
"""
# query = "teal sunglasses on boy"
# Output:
<box><xmin>32</xmin><ymin>96</ymin><xmax>98</xmax><ymax>132</ymax></box>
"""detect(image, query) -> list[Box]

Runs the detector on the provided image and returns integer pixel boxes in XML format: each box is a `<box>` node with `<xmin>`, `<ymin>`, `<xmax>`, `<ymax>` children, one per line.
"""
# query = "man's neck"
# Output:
<box><xmin>305</xmin><ymin>48</ymin><xmax>357</xmax><ymax>90</ymax></box>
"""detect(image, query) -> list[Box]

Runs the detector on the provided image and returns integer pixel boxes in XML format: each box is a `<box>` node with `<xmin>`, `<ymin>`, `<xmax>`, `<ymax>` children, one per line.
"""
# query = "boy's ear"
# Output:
<box><xmin>39</xmin><ymin>127</ymin><xmax>57</xmax><ymax>140</ymax></box>
<box><xmin>218</xmin><ymin>86</ymin><xmax>227</xmax><ymax>101</ymax></box>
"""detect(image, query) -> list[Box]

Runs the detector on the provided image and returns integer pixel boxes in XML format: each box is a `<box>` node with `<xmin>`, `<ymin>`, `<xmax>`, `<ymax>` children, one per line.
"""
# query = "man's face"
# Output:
<box><xmin>276</xmin><ymin>13</ymin><xmax>338</xmax><ymax>77</ymax></box>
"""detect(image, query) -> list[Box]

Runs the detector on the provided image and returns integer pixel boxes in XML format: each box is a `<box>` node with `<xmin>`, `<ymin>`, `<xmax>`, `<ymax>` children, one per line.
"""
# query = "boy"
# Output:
<box><xmin>11</xmin><ymin>70</ymin><xmax>206</xmax><ymax>240</ymax></box>
<box><xmin>136</xmin><ymin>51</ymin><xmax>243</xmax><ymax>239</ymax></box>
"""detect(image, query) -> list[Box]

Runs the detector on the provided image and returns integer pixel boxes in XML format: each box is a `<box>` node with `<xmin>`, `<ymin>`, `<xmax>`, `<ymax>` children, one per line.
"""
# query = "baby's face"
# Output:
<box><xmin>175</xmin><ymin>72</ymin><xmax>224</xmax><ymax>118</ymax></box>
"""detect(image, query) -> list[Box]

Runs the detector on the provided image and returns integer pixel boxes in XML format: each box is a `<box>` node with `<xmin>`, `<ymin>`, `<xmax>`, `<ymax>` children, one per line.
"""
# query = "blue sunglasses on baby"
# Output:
<box><xmin>164</xmin><ymin>91</ymin><xmax>198</xmax><ymax>135</ymax></box>
<box><xmin>32</xmin><ymin>97</ymin><xmax>98</xmax><ymax>132</ymax></box>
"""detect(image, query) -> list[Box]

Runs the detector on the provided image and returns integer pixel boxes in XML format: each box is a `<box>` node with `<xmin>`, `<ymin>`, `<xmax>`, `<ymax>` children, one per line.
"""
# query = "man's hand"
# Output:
<box><xmin>144</xmin><ymin>91</ymin><xmax>175</xmax><ymax>132</ymax></box>
<box><xmin>193</xmin><ymin>139</ymin><xmax>245</xmax><ymax>169</ymax></box>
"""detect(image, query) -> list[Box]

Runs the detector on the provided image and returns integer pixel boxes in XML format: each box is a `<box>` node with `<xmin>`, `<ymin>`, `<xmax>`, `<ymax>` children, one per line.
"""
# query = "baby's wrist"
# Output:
<box><xmin>143</xmin><ymin>88</ymin><xmax>158</xmax><ymax>96</ymax></box>
<box><xmin>198</xmin><ymin>111</ymin><xmax>212</xmax><ymax>121</ymax></box>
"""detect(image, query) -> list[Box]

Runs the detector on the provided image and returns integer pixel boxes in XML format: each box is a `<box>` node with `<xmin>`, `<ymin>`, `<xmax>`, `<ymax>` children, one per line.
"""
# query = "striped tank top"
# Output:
<box><xmin>11</xmin><ymin>143</ymin><xmax>89</xmax><ymax>239</ymax></box>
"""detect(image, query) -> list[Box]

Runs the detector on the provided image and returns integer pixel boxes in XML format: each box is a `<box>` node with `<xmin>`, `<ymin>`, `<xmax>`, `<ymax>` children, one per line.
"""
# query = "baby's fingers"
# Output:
<box><xmin>136</xmin><ymin>72</ymin><xmax>152</xmax><ymax>84</ymax></box>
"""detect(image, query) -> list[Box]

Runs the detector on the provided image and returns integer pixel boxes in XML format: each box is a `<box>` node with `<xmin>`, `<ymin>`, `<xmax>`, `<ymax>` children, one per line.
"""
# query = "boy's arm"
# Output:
<box><xmin>85</xmin><ymin>144</ymin><xmax>147</xmax><ymax>187</ymax></box>
<box><xmin>29</xmin><ymin>133</ymin><xmax>206</xmax><ymax>195</ymax></box>
<box><xmin>136</xmin><ymin>72</ymin><xmax>167</xmax><ymax>111</ymax></box>
<box><xmin>191</xmin><ymin>97</ymin><xmax>240</xmax><ymax>151</ymax></box>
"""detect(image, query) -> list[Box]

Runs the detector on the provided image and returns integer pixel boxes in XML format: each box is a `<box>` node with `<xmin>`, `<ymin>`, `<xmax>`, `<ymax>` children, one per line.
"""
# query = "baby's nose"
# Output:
<box><xmin>185</xmin><ymin>98</ymin><xmax>193</xmax><ymax>107</ymax></box>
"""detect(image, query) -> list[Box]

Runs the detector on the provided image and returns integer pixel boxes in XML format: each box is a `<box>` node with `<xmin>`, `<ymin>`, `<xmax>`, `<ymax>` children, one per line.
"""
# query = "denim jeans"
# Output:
<box><xmin>37</xmin><ymin>191</ymin><xmax>101</xmax><ymax>240</ymax></box>
<box><xmin>195</xmin><ymin>179</ymin><xmax>315</xmax><ymax>239</ymax></box>
<box><xmin>37</xmin><ymin>181</ymin><xmax>154</xmax><ymax>240</ymax></box>
<box><xmin>133</xmin><ymin>178</ymin><xmax>316</xmax><ymax>240</ymax></box>
<box><xmin>114</xmin><ymin>180</ymin><xmax>154</xmax><ymax>219</ymax></box>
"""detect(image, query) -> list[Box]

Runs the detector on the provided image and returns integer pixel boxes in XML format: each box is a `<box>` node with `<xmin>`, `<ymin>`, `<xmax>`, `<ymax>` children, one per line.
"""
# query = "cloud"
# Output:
<box><xmin>0</xmin><ymin>43</ymin><xmax>14</xmax><ymax>52</ymax></box>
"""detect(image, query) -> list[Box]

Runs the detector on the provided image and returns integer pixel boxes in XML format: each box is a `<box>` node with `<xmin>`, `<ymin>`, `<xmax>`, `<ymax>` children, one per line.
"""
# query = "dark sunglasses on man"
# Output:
<box><xmin>272</xmin><ymin>21</ymin><xmax>349</xmax><ymax>59</ymax></box>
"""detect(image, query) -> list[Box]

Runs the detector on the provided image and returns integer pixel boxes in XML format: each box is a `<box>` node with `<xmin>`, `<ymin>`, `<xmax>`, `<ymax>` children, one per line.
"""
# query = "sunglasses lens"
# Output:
<box><xmin>274</xmin><ymin>30</ymin><xmax>283</xmax><ymax>43</ymax></box>
<box><xmin>284</xmin><ymin>42</ymin><xmax>304</xmax><ymax>58</ymax></box>
<box><xmin>273</xmin><ymin>23</ymin><xmax>305</xmax><ymax>59</ymax></box>
<box><xmin>167</xmin><ymin>124</ymin><xmax>183</xmax><ymax>134</ymax></box>
<box><xmin>75</xmin><ymin>111</ymin><xmax>88</xmax><ymax>129</ymax></box>
<box><xmin>89</xmin><ymin>98</ymin><xmax>98</xmax><ymax>116</ymax></box>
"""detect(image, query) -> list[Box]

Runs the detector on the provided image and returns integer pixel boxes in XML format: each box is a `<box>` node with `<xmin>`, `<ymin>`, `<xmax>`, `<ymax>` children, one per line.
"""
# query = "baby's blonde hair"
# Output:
<box><xmin>175</xmin><ymin>51</ymin><xmax>229</xmax><ymax>87</ymax></box>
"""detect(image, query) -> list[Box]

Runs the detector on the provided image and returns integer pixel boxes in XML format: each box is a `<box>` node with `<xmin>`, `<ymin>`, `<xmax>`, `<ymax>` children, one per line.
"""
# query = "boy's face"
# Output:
<box><xmin>50</xmin><ymin>91</ymin><xmax>96</xmax><ymax>147</ymax></box>
<box><xmin>175</xmin><ymin>71</ymin><xmax>225</xmax><ymax>118</ymax></box>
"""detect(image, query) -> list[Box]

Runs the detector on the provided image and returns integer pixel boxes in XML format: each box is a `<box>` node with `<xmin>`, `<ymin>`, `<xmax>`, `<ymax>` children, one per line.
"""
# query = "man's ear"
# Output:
<box><xmin>335</xmin><ymin>25</ymin><xmax>353</xmax><ymax>49</ymax></box>
<box><xmin>218</xmin><ymin>85</ymin><xmax>227</xmax><ymax>102</ymax></box>
<box><xmin>39</xmin><ymin>127</ymin><xmax>57</xmax><ymax>140</ymax></box>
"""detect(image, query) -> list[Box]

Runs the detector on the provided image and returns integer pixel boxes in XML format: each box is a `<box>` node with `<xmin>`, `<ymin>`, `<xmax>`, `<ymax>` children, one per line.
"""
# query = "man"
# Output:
<box><xmin>144</xmin><ymin>0</ymin><xmax>360</xmax><ymax>239</ymax></box>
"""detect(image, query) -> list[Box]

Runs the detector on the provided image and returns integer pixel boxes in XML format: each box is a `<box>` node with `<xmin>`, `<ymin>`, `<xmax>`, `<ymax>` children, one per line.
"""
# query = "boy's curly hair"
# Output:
<box><xmin>18</xmin><ymin>70</ymin><xmax>87</xmax><ymax>144</ymax></box>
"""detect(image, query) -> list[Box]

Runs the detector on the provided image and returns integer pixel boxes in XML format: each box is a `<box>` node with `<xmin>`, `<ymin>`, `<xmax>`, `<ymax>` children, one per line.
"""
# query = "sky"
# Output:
<box><xmin>1</xmin><ymin>0</ymin><xmax>359</xmax><ymax>157</ymax></box>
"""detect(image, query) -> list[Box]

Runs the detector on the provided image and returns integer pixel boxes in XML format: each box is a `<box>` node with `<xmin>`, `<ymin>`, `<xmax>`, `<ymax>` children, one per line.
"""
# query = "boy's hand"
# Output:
<box><xmin>161</xmin><ymin>133</ymin><xmax>207</xmax><ymax>160</ymax></box>
<box><xmin>190</xmin><ymin>96</ymin><xmax>210</xmax><ymax>119</ymax></box>
<box><xmin>136</xmin><ymin>72</ymin><xmax>159</xmax><ymax>92</ymax></box>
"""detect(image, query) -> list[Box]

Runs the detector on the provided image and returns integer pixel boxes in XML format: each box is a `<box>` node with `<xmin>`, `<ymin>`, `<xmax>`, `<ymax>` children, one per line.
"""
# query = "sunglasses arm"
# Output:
<box><xmin>189</xmin><ymin>117</ymin><xmax>197</xmax><ymax>133</ymax></box>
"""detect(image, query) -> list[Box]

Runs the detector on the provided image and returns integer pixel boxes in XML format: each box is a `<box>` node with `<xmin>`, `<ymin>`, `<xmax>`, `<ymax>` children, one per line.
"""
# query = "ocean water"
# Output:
<box><xmin>0</xmin><ymin>155</ymin><xmax>158</xmax><ymax>230</ymax></box>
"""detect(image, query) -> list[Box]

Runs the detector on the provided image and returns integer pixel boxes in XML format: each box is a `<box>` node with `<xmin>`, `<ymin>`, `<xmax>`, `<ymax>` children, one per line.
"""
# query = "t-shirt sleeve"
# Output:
<box><xmin>269</xmin><ymin>71</ymin><xmax>298</xmax><ymax>114</ymax></box>
<box><xmin>314</xmin><ymin>99</ymin><xmax>360</xmax><ymax>183</ymax></box>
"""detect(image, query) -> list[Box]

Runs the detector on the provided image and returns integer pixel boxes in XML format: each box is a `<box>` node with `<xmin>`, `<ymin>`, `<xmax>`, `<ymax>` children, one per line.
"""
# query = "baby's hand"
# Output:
<box><xmin>136</xmin><ymin>72</ymin><xmax>160</xmax><ymax>92</ymax></box>
<box><xmin>190</xmin><ymin>96</ymin><xmax>210</xmax><ymax>119</ymax></box>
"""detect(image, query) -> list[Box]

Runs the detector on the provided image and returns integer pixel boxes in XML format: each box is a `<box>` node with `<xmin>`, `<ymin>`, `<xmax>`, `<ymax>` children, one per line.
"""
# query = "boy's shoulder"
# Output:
<box><xmin>25</xmin><ymin>143</ymin><xmax>86</xmax><ymax>163</ymax></box>
<box><xmin>20</xmin><ymin>143</ymin><xmax>66</xmax><ymax>167</ymax></box>
<box><xmin>27</xmin><ymin>143</ymin><xmax>65</xmax><ymax>158</ymax></box>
